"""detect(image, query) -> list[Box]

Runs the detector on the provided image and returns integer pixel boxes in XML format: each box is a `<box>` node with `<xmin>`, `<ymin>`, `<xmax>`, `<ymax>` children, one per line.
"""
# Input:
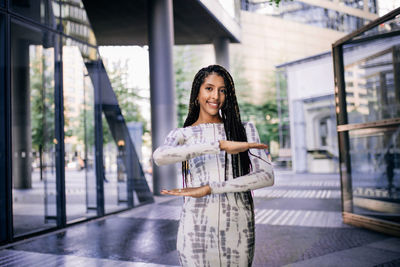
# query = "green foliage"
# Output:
<box><xmin>269</xmin><ymin>0</ymin><xmax>286</xmax><ymax>6</ymax></box>
<box><xmin>107</xmin><ymin>59</ymin><xmax>148</xmax><ymax>134</ymax></box>
<box><xmin>238</xmin><ymin>100</ymin><xmax>279</xmax><ymax>145</ymax></box>
<box><xmin>174</xmin><ymin>46</ymin><xmax>199</xmax><ymax>128</ymax></box>
<box><xmin>75</xmin><ymin>90</ymin><xmax>95</xmax><ymax>148</ymax></box>
<box><xmin>30</xmin><ymin>50</ymin><xmax>55</xmax><ymax>152</ymax></box>
<box><xmin>232</xmin><ymin>53</ymin><xmax>278</xmax><ymax>146</ymax></box>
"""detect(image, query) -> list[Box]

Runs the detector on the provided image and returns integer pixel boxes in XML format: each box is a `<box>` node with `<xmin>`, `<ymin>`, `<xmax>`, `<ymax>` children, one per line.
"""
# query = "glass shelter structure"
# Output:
<box><xmin>333</xmin><ymin>7</ymin><xmax>400</xmax><ymax>236</ymax></box>
<box><xmin>0</xmin><ymin>0</ymin><xmax>154</xmax><ymax>245</ymax></box>
<box><xmin>0</xmin><ymin>0</ymin><xmax>240</xmax><ymax>246</ymax></box>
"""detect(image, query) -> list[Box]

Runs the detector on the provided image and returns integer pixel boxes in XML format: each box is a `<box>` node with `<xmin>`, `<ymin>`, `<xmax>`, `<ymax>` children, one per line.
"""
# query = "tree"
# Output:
<box><xmin>107</xmin><ymin>59</ymin><xmax>148</xmax><ymax>133</ymax></box>
<box><xmin>231</xmin><ymin>53</ymin><xmax>279</xmax><ymax>146</ymax></box>
<box><xmin>174</xmin><ymin>46</ymin><xmax>200</xmax><ymax>128</ymax></box>
<box><xmin>31</xmin><ymin>47</ymin><xmax>56</xmax><ymax>179</ymax></box>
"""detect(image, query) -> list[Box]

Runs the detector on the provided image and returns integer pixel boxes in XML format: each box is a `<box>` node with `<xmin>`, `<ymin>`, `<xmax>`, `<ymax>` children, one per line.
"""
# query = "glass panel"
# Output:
<box><xmin>103</xmin><ymin>114</ymin><xmax>129</xmax><ymax>213</ymax></box>
<box><xmin>0</xmin><ymin>13</ymin><xmax>6</xmax><ymax>243</ymax></box>
<box><xmin>349</xmin><ymin>126</ymin><xmax>400</xmax><ymax>223</ymax></box>
<box><xmin>242</xmin><ymin>1</ymin><xmax>369</xmax><ymax>33</ymax></box>
<box><xmin>62</xmin><ymin>39</ymin><xmax>97</xmax><ymax>222</ymax></box>
<box><xmin>64</xmin><ymin>37</ymin><xmax>97</xmax><ymax>61</ymax></box>
<box><xmin>352</xmin><ymin>14</ymin><xmax>400</xmax><ymax>41</ymax></box>
<box><xmin>11</xmin><ymin>21</ymin><xmax>57</xmax><ymax>236</ymax></box>
<box><xmin>368</xmin><ymin>0</ymin><xmax>377</xmax><ymax>14</ymax></box>
<box><xmin>339</xmin><ymin>0</ymin><xmax>364</xmax><ymax>10</ymax></box>
<box><xmin>61</xmin><ymin>0</ymin><xmax>97</xmax><ymax>46</ymax></box>
<box><xmin>10</xmin><ymin>0</ymin><xmax>57</xmax><ymax>29</ymax></box>
<box><xmin>343</xmin><ymin>35</ymin><xmax>400</xmax><ymax>124</ymax></box>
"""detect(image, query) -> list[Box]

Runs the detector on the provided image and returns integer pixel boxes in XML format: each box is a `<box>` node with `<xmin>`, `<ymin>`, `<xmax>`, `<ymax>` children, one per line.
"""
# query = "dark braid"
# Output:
<box><xmin>182</xmin><ymin>65</ymin><xmax>253</xmax><ymax>208</ymax></box>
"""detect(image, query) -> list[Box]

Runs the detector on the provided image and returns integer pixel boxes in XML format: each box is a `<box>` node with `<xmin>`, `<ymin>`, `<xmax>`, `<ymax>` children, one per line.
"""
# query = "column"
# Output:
<box><xmin>11</xmin><ymin>39</ymin><xmax>31</xmax><ymax>189</ymax></box>
<box><xmin>148</xmin><ymin>0</ymin><xmax>177</xmax><ymax>194</ymax></box>
<box><xmin>213</xmin><ymin>37</ymin><xmax>230</xmax><ymax>71</ymax></box>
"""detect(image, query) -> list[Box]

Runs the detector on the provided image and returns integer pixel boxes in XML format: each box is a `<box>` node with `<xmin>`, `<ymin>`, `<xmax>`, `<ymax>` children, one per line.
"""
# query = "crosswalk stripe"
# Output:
<box><xmin>253</xmin><ymin>189</ymin><xmax>340</xmax><ymax>199</ymax></box>
<box><xmin>271</xmin><ymin>210</ymin><xmax>290</xmax><ymax>225</ymax></box>
<box><xmin>254</xmin><ymin>209</ymin><xmax>348</xmax><ymax>228</ymax></box>
<box><xmin>262</xmin><ymin>210</ymin><xmax>280</xmax><ymax>224</ymax></box>
<box><xmin>287</xmin><ymin>210</ymin><xmax>303</xmax><ymax>226</ymax></box>
<box><xmin>280</xmin><ymin>210</ymin><xmax>296</xmax><ymax>225</ymax></box>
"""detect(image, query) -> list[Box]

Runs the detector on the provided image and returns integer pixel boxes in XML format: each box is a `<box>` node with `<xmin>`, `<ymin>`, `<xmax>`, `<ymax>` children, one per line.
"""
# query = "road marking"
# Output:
<box><xmin>254</xmin><ymin>209</ymin><xmax>348</xmax><ymax>228</ymax></box>
<box><xmin>253</xmin><ymin>189</ymin><xmax>341</xmax><ymax>199</ymax></box>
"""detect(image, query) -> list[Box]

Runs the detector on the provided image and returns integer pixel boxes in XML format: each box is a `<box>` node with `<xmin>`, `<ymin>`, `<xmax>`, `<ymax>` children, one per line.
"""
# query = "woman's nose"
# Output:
<box><xmin>211</xmin><ymin>89</ymin><xmax>219</xmax><ymax>99</ymax></box>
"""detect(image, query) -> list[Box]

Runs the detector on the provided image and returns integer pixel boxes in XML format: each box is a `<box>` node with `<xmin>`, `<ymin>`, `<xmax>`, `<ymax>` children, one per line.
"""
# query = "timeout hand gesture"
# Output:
<box><xmin>219</xmin><ymin>140</ymin><xmax>268</xmax><ymax>154</ymax></box>
<box><xmin>161</xmin><ymin>140</ymin><xmax>269</xmax><ymax>198</ymax></box>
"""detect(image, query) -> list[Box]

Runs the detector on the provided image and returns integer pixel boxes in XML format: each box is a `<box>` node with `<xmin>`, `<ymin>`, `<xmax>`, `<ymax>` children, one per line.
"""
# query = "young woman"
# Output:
<box><xmin>153</xmin><ymin>65</ymin><xmax>274</xmax><ymax>266</ymax></box>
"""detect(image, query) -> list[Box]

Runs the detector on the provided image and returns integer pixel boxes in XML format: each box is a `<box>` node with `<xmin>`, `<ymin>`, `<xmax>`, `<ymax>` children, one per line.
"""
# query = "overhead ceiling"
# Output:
<box><xmin>82</xmin><ymin>0</ymin><xmax>241</xmax><ymax>46</ymax></box>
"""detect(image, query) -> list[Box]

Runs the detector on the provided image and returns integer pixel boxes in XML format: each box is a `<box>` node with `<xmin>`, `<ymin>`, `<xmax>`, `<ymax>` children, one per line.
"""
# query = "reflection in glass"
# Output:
<box><xmin>343</xmin><ymin>35</ymin><xmax>400</xmax><ymax>124</ymax></box>
<box><xmin>62</xmin><ymin>43</ymin><xmax>96</xmax><ymax>222</ymax></box>
<box><xmin>349</xmin><ymin>126</ymin><xmax>400</xmax><ymax>223</ymax></box>
<box><xmin>368</xmin><ymin>0</ymin><xmax>377</xmax><ymax>14</ymax></box>
<box><xmin>241</xmin><ymin>0</ymin><xmax>372</xmax><ymax>33</ymax></box>
<box><xmin>64</xmin><ymin>38</ymin><xmax>97</xmax><ymax>61</ymax></box>
<box><xmin>339</xmin><ymin>0</ymin><xmax>364</xmax><ymax>10</ymax></box>
<box><xmin>103</xmin><ymin>114</ymin><xmax>129</xmax><ymax>213</ymax></box>
<box><xmin>354</xmin><ymin>14</ymin><xmax>400</xmax><ymax>41</ymax></box>
<box><xmin>61</xmin><ymin>0</ymin><xmax>97</xmax><ymax>46</ymax></box>
<box><xmin>276</xmin><ymin>69</ymin><xmax>290</xmax><ymax>150</ymax></box>
<box><xmin>11</xmin><ymin>22</ymin><xmax>57</xmax><ymax>236</ymax></box>
<box><xmin>10</xmin><ymin>0</ymin><xmax>57</xmax><ymax>29</ymax></box>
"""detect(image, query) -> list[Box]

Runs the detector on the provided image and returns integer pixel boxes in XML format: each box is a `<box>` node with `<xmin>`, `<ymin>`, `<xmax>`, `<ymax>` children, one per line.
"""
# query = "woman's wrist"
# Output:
<box><xmin>218</xmin><ymin>140</ymin><xmax>225</xmax><ymax>150</ymax></box>
<box><xmin>205</xmin><ymin>185</ymin><xmax>212</xmax><ymax>195</ymax></box>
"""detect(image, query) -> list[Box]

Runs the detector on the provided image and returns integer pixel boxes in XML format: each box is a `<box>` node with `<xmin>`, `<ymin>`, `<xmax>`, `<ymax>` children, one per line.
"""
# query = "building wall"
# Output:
<box><xmin>229</xmin><ymin>10</ymin><xmax>346</xmax><ymax>104</ymax></box>
<box><xmin>285</xmin><ymin>54</ymin><xmax>339</xmax><ymax>173</ymax></box>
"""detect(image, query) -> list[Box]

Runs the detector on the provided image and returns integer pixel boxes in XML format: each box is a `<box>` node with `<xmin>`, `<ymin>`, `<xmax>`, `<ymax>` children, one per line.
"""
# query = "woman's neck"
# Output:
<box><xmin>192</xmin><ymin>114</ymin><xmax>223</xmax><ymax>126</ymax></box>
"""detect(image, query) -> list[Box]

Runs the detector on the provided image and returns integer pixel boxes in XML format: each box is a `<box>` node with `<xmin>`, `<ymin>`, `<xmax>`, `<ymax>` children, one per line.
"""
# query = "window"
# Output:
<box><xmin>319</xmin><ymin>117</ymin><xmax>329</xmax><ymax>147</ymax></box>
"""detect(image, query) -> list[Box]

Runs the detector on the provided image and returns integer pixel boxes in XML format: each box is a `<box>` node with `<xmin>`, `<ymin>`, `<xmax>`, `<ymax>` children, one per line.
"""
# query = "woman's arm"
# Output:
<box><xmin>152</xmin><ymin>128</ymin><xmax>220</xmax><ymax>166</ymax></box>
<box><xmin>209</xmin><ymin>122</ymin><xmax>274</xmax><ymax>194</ymax></box>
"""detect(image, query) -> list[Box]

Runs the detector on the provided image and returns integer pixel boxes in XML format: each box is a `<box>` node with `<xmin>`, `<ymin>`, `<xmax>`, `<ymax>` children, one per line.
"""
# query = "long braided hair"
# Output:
<box><xmin>182</xmin><ymin>65</ymin><xmax>253</xmax><ymax>207</ymax></box>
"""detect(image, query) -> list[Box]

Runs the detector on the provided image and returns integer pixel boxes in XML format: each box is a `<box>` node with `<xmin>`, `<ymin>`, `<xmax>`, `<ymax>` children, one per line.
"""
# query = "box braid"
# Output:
<box><xmin>181</xmin><ymin>65</ymin><xmax>253</xmax><ymax>208</ymax></box>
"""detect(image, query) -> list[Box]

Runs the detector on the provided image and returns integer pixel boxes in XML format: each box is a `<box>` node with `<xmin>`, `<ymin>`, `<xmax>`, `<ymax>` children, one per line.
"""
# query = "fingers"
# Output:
<box><xmin>161</xmin><ymin>188</ymin><xmax>185</xmax><ymax>196</ymax></box>
<box><xmin>249</xmin><ymin>143</ymin><xmax>268</xmax><ymax>150</ymax></box>
<box><xmin>160</xmin><ymin>186</ymin><xmax>208</xmax><ymax>198</ymax></box>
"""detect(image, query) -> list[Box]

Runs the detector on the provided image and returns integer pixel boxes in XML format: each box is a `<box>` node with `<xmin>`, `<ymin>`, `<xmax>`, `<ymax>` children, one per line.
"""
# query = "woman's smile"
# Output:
<box><xmin>206</xmin><ymin>100</ymin><xmax>220</xmax><ymax>109</ymax></box>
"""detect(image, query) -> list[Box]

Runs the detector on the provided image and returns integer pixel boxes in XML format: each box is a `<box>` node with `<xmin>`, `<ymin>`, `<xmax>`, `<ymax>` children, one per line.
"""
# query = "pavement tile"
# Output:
<box><xmin>2</xmin><ymin>170</ymin><xmax>398</xmax><ymax>267</ymax></box>
<box><xmin>366</xmin><ymin>238</ymin><xmax>400</xmax><ymax>253</ymax></box>
<box><xmin>282</xmin><ymin>246</ymin><xmax>400</xmax><ymax>267</ymax></box>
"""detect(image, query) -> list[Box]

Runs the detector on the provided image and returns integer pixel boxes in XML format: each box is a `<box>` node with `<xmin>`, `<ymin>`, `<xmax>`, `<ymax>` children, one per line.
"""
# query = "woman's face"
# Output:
<box><xmin>197</xmin><ymin>73</ymin><xmax>226</xmax><ymax>119</ymax></box>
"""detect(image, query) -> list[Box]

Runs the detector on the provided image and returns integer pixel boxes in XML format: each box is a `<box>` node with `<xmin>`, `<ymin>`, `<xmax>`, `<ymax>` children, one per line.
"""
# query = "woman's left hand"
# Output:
<box><xmin>161</xmin><ymin>185</ymin><xmax>211</xmax><ymax>198</ymax></box>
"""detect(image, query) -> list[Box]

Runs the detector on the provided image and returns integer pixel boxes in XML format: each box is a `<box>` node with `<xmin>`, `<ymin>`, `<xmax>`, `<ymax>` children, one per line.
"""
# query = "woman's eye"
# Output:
<box><xmin>220</xmin><ymin>89</ymin><xmax>226</xmax><ymax>94</ymax></box>
<box><xmin>206</xmin><ymin>87</ymin><xmax>212</xmax><ymax>91</ymax></box>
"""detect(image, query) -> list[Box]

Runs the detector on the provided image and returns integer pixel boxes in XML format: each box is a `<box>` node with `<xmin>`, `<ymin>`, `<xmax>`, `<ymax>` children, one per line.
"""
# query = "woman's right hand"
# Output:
<box><xmin>219</xmin><ymin>140</ymin><xmax>268</xmax><ymax>154</ymax></box>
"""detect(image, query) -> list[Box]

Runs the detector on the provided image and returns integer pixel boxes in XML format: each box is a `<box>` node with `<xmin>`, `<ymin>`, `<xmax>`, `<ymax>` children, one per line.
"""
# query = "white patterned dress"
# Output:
<box><xmin>153</xmin><ymin>122</ymin><xmax>274</xmax><ymax>266</ymax></box>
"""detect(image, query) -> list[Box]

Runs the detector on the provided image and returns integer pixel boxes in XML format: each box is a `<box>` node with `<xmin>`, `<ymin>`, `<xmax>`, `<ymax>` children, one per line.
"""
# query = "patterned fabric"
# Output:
<box><xmin>153</xmin><ymin>122</ymin><xmax>274</xmax><ymax>266</ymax></box>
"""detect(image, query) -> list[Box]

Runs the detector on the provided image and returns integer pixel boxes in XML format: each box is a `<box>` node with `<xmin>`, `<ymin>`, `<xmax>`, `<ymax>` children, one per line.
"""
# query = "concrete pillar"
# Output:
<box><xmin>148</xmin><ymin>0</ymin><xmax>177</xmax><ymax>194</ymax></box>
<box><xmin>291</xmin><ymin>100</ymin><xmax>307</xmax><ymax>173</ymax></box>
<box><xmin>11</xmin><ymin>39</ymin><xmax>32</xmax><ymax>189</ymax></box>
<box><xmin>213</xmin><ymin>37</ymin><xmax>230</xmax><ymax>71</ymax></box>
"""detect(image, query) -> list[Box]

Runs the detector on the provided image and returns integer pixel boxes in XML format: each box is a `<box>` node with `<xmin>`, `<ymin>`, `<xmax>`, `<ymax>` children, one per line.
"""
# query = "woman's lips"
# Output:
<box><xmin>207</xmin><ymin>101</ymin><xmax>219</xmax><ymax>109</ymax></box>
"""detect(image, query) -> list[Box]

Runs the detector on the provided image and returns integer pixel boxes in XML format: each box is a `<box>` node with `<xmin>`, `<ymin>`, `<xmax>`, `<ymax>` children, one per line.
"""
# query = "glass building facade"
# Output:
<box><xmin>0</xmin><ymin>0</ymin><xmax>152</xmax><ymax>244</ymax></box>
<box><xmin>333</xmin><ymin>8</ymin><xmax>400</xmax><ymax>235</ymax></box>
<box><xmin>241</xmin><ymin>0</ymin><xmax>377</xmax><ymax>33</ymax></box>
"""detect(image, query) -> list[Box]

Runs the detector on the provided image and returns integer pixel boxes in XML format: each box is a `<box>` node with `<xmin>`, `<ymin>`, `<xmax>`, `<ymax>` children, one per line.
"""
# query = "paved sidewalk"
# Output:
<box><xmin>1</xmin><ymin>170</ymin><xmax>399</xmax><ymax>266</ymax></box>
